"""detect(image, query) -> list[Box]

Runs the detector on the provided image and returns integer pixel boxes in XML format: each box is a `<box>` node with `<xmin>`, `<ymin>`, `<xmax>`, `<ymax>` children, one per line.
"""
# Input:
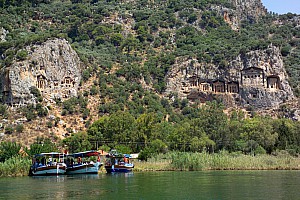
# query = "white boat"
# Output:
<box><xmin>29</xmin><ymin>152</ymin><xmax>67</xmax><ymax>176</ymax></box>
<box><xmin>66</xmin><ymin>151</ymin><xmax>102</xmax><ymax>174</ymax></box>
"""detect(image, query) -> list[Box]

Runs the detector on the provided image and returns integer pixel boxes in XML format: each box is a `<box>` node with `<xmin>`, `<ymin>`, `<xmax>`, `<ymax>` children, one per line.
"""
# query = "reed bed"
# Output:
<box><xmin>134</xmin><ymin>151</ymin><xmax>300</xmax><ymax>171</ymax></box>
<box><xmin>0</xmin><ymin>156</ymin><xmax>31</xmax><ymax>177</ymax></box>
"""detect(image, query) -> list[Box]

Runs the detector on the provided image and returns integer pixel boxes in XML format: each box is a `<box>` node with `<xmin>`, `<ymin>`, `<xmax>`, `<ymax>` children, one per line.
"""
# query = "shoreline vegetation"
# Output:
<box><xmin>1</xmin><ymin>152</ymin><xmax>300</xmax><ymax>177</ymax></box>
<box><xmin>0</xmin><ymin>156</ymin><xmax>31</xmax><ymax>177</ymax></box>
<box><xmin>133</xmin><ymin>152</ymin><xmax>300</xmax><ymax>172</ymax></box>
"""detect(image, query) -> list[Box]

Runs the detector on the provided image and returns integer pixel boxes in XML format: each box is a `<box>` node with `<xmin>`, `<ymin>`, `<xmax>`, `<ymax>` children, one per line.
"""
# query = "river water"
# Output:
<box><xmin>0</xmin><ymin>171</ymin><xmax>299</xmax><ymax>200</ymax></box>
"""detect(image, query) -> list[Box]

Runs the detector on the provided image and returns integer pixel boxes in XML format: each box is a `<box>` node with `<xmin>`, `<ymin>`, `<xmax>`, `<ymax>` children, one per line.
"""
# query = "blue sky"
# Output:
<box><xmin>262</xmin><ymin>0</ymin><xmax>300</xmax><ymax>14</ymax></box>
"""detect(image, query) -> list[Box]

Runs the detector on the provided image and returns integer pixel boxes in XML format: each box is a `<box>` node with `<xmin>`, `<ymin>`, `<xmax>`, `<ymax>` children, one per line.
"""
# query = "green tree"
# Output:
<box><xmin>28</xmin><ymin>137</ymin><xmax>58</xmax><ymax>156</ymax></box>
<box><xmin>135</xmin><ymin>113</ymin><xmax>157</xmax><ymax>147</ymax></box>
<box><xmin>87</xmin><ymin>116</ymin><xmax>109</xmax><ymax>142</ymax></box>
<box><xmin>0</xmin><ymin>141</ymin><xmax>22</xmax><ymax>162</ymax></box>
<box><xmin>121</xmin><ymin>34</ymin><xmax>139</xmax><ymax>54</ymax></box>
<box><xmin>110</xmin><ymin>33</ymin><xmax>123</xmax><ymax>46</ymax></box>
<box><xmin>106</xmin><ymin>111</ymin><xmax>135</xmax><ymax>144</ymax></box>
<box><xmin>63</xmin><ymin>132</ymin><xmax>92</xmax><ymax>153</ymax></box>
<box><xmin>240</xmin><ymin>117</ymin><xmax>278</xmax><ymax>154</ymax></box>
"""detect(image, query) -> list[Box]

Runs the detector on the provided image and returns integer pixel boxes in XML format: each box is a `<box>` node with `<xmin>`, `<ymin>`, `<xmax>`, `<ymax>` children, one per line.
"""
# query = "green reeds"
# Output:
<box><xmin>0</xmin><ymin>156</ymin><xmax>31</xmax><ymax>177</ymax></box>
<box><xmin>134</xmin><ymin>151</ymin><xmax>300</xmax><ymax>171</ymax></box>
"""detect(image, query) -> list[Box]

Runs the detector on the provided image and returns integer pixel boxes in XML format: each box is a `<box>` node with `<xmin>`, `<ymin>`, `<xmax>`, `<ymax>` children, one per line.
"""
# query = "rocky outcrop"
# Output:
<box><xmin>214</xmin><ymin>0</ymin><xmax>267</xmax><ymax>30</ymax></box>
<box><xmin>0</xmin><ymin>27</ymin><xmax>8</xmax><ymax>42</ymax></box>
<box><xmin>0</xmin><ymin>38</ymin><xmax>82</xmax><ymax>106</ymax></box>
<box><xmin>164</xmin><ymin>45</ymin><xmax>294</xmax><ymax>110</ymax></box>
<box><xmin>231</xmin><ymin>0</ymin><xmax>267</xmax><ymax>20</ymax></box>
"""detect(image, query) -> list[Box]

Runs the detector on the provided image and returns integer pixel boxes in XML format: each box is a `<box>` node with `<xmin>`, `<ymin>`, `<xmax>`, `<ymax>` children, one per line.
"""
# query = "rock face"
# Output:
<box><xmin>0</xmin><ymin>38</ymin><xmax>82</xmax><ymax>106</ymax></box>
<box><xmin>231</xmin><ymin>0</ymin><xmax>267</xmax><ymax>20</ymax></box>
<box><xmin>164</xmin><ymin>45</ymin><xmax>294</xmax><ymax>110</ymax></box>
<box><xmin>0</xmin><ymin>27</ymin><xmax>9</xmax><ymax>42</ymax></box>
<box><xmin>216</xmin><ymin>0</ymin><xmax>267</xmax><ymax>30</ymax></box>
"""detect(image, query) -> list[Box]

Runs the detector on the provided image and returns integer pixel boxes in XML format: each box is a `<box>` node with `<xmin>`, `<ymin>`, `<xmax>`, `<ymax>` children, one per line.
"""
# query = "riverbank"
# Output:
<box><xmin>133</xmin><ymin>151</ymin><xmax>300</xmax><ymax>171</ymax></box>
<box><xmin>1</xmin><ymin>152</ymin><xmax>300</xmax><ymax>177</ymax></box>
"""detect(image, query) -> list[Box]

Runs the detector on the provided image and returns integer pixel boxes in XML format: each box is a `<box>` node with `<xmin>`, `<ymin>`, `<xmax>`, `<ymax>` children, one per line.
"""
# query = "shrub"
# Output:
<box><xmin>4</xmin><ymin>126</ymin><xmax>14</xmax><ymax>134</ymax></box>
<box><xmin>16</xmin><ymin>50</ymin><xmax>28</xmax><ymax>60</ymax></box>
<box><xmin>138</xmin><ymin>148</ymin><xmax>153</xmax><ymax>161</ymax></box>
<box><xmin>15</xmin><ymin>124</ymin><xmax>24</xmax><ymax>133</ymax></box>
<box><xmin>0</xmin><ymin>104</ymin><xmax>8</xmax><ymax>117</ymax></box>
<box><xmin>0</xmin><ymin>142</ymin><xmax>22</xmax><ymax>162</ymax></box>
<box><xmin>0</xmin><ymin>156</ymin><xmax>31</xmax><ymax>177</ymax></box>
<box><xmin>47</xmin><ymin>121</ymin><xmax>53</xmax><ymax>128</ymax></box>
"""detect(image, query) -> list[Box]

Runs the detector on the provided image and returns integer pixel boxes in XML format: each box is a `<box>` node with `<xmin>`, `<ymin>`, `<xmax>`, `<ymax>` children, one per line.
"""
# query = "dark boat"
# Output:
<box><xmin>105</xmin><ymin>150</ymin><xmax>134</xmax><ymax>173</ymax></box>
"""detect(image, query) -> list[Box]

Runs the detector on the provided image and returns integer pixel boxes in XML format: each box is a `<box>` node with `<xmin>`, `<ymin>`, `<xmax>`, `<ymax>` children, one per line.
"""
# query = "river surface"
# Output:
<box><xmin>0</xmin><ymin>171</ymin><xmax>299</xmax><ymax>200</ymax></box>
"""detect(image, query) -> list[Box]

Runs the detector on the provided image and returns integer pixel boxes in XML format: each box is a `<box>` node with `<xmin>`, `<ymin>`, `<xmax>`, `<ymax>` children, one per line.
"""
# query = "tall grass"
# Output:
<box><xmin>0</xmin><ymin>156</ymin><xmax>31</xmax><ymax>177</ymax></box>
<box><xmin>134</xmin><ymin>151</ymin><xmax>300</xmax><ymax>171</ymax></box>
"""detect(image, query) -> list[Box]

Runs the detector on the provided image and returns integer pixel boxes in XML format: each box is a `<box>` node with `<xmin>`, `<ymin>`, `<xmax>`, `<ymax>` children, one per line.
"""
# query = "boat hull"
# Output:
<box><xmin>105</xmin><ymin>164</ymin><xmax>134</xmax><ymax>173</ymax></box>
<box><xmin>66</xmin><ymin>162</ymin><xmax>102</xmax><ymax>174</ymax></box>
<box><xmin>30</xmin><ymin>165</ymin><xmax>66</xmax><ymax>176</ymax></box>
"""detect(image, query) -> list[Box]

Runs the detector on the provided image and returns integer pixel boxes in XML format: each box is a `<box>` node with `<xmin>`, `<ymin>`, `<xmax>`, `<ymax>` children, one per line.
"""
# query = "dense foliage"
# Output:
<box><xmin>0</xmin><ymin>0</ymin><xmax>300</xmax><ymax>158</ymax></box>
<box><xmin>61</xmin><ymin>102</ymin><xmax>300</xmax><ymax>160</ymax></box>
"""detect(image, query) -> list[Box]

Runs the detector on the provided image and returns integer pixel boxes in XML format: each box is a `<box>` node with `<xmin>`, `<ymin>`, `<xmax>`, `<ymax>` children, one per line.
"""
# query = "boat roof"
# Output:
<box><xmin>124</xmin><ymin>154</ymin><xmax>132</xmax><ymax>158</ymax></box>
<box><xmin>34</xmin><ymin>152</ymin><xmax>65</xmax><ymax>158</ymax></box>
<box><xmin>67</xmin><ymin>150</ymin><xmax>99</xmax><ymax>158</ymax></box>
<box><xmin>106</xmin><ymin>150</ymin><xmax>132</xmax><ymax>158</ymax></box>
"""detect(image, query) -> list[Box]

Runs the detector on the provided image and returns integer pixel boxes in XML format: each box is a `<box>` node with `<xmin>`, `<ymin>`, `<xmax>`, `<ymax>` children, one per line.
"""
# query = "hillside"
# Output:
<box><xmin>0</xmin><ymin>0</ymin><xmax>300</xmax><ymax>155</ymax></box>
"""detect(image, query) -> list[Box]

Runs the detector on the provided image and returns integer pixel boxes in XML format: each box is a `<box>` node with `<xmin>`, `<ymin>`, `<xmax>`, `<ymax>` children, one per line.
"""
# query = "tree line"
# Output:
<box><xmin>62</xmin><ymin>101</ymin><xmax>300</xmax><ymax>159</ymax></box>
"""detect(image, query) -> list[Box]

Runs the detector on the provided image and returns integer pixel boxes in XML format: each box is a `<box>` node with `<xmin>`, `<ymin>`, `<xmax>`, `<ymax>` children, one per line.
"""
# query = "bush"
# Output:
<box><xmin>47</xmin><ymin>121</ymin><xmax>53</xmax><ymax>128</ymax></box>
<box><xmin>16</xmin><ymin>50</ymin><xmax>28</xmax><ymax>60</ymax></box>
<box><xmin>15</xmin><ymin>124</ymin><xmax>24</xmax><ymax>133</ymax></box>
<box><xmin>90</xmin><ymin>85</ymin><xmax>98</xmax><ymax>95</ymax></box>
<box><xmin>36</xmin><ymin>103</ymin><xmax>48</xmax><ymax>117</ymax></box>
<box><xmin>281</xmin><ymin>45</ymin><xmax>291</xmax><ymax>56</ymax></box>
<box><xmin>255</xmin><ymin>145</ymin><xmax>266</xmax><ymax>155</ymax></box>
<box><xmin>0</xmin><ymin>104</ymin><xmax>8</xmax><ymax>117</ymax></box>
<box><xmin>4</xmin><ymin>126</ymin><xmax>14</xmax><ymax>134</ymax></box>
<box><xmin>0</xmin><ymin>156</ymin><xmax>31</xmax><ymax>177</ymax></box>
<box><xmin>138</xmin><ymin>147</ymin><xmax>153</xmax><ymax>161</ymax></box>
<box><xmin>0</xmin><ymin>142</ymin><xmax>22</xmax><ymax>162</ymax></box>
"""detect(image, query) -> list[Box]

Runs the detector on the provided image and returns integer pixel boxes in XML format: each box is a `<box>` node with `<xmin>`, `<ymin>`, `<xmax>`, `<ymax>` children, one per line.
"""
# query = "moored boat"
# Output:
<box><xmin>105</xmin><ymin>150</ymin><xmax>134</xmax><ymax>173</ymax></box>
<box><xmin>29</xmin><ymin>152</ymin><xmax>67</xmax><ymax>176</ymax></box>
<box><xmin>65</xmin><ymin>150</ymin><xmax>102</xmax><ymax>174</ymax></box>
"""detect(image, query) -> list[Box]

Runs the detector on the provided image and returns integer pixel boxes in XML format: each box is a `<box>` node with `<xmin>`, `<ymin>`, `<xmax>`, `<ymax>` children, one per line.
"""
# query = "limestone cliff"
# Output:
<box><xmin>0</xmin><ymin>27</ymin><xmax>8</xmax><ymax>42</ymax></box>
<box><xmin>218</xmin><ymin>0</ymin><xmax>267</xmax><ymax>30</ymax></box>
<box><xmin>164</xmin><ymin>45</ymin><xmax>294</xmax><ymax>110</ymax></box>
<box><xmin>0</xmin><ymin>38</ymin><xmax>82</xmax><ymax>106</ymax></box>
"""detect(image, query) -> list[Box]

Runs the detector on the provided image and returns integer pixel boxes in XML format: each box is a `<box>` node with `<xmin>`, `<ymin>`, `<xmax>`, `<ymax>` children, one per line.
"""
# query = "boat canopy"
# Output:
<box><xmin>106</xmin><ymin>150</ymin><xmax>132</xmax><ymax>158</ymax></box>
<box><xmin>68</xmin><ymin>150</ymin><xmax>99</xmax><ymax>158</ymax></box>
<box><xmin>124</xmin><ymin>154</ymin><xmax>132</xmax><ymax>158</ymax></box>
<box><xmin>34</xmin><ymin>152</ymin><xmax>65</xmax><ymax>158</ymax></box>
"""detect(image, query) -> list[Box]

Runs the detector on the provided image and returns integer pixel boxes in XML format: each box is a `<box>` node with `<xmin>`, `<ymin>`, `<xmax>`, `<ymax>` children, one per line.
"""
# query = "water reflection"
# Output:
<box><xmin>31</xmin><ymin>175</ymin><xmax>67</xmax><ymax>182</ymax></box>
<box><xmin>1</xmin><ymin>171</ymin><xmax>299</xmax><ymax>200</ymax></box>
<box><xmin>66</xmin><ymin>174</ymin><xmax>102</xmax><ymax>180</ymax></box>
<box><xmin>106</xmin><ymin>171</ymin><xmax>134</xmax><ymax>178</ymax></box>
